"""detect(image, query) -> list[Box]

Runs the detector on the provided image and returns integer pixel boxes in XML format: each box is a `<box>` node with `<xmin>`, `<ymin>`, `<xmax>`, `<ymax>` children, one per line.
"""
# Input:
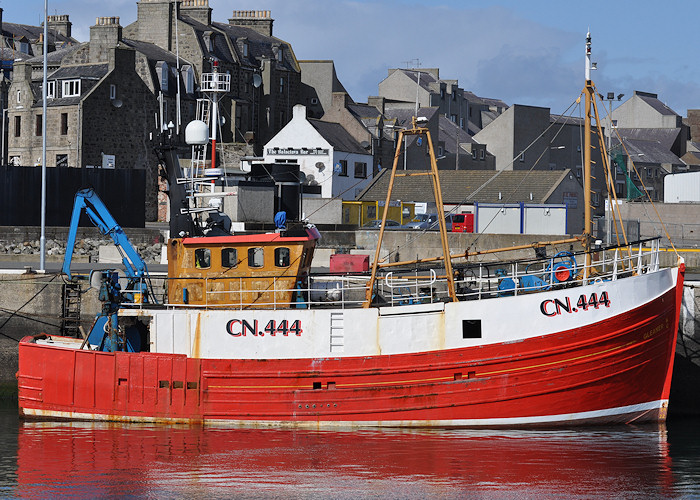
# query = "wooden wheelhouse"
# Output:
<box><xmin>167</xmin><ymin>227</ymin><xmax>320</xmax><ymax>308</ymax></box>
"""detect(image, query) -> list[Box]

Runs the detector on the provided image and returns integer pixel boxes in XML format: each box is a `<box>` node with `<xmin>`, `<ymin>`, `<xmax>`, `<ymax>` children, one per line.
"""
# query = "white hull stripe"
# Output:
<box><xmin>22</xmin><ymin>400</ymin><xmax>666</xmax><ymax>428</ymax></box>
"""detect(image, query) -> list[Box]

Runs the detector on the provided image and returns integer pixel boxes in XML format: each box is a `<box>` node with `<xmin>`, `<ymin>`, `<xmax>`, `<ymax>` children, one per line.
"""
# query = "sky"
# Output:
<box><xmin>3</xmin><ymin>0</ymin><xmax>699</xmax><ymax>117</ymax></box>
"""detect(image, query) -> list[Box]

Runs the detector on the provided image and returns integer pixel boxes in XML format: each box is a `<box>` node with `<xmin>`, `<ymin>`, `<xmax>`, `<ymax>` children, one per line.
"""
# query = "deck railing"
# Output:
<box><xmin>121</xmin><ymin>239</ymin><xmax>666</xmax><ymax>311</ymax></box>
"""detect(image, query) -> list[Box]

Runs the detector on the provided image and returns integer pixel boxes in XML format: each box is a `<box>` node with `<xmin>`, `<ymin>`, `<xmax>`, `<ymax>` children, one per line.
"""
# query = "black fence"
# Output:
<box><xmin>0</xmin><ymin>166</ymin><xmax>145</xmax><ymax>227</ymax></box>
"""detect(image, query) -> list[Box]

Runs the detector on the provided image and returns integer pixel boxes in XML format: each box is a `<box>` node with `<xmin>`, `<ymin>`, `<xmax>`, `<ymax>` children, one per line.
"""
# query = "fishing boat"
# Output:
<box><xmin>16</xmin><ymin>34</ymin><xmax>684</xmax><ymax>427</ymax></box>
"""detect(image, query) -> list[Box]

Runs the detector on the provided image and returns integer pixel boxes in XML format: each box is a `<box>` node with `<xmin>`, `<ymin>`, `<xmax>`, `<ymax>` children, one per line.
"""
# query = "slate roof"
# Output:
<box><xmin>122</xmin><ymin>39</ymin><xmax>184</xmax><ymax>66</ymax></box>
<box><xmin>439</xmin><ymin>115</ymin><xmax>475</xmax><ymax>152</ymax></box>
<box><xmin>0</xmin><ymin>47</ymin><xmax>31</xmax><ymax>64</ymax></box>
<box><xmin>612</xmin><ymin>137</ymin><xmax>683</xmax><ymax>166</ymax></box>
<box><xmin>638</xmin><ymin>94</ymin><xmax>678</xmax><ymax>116</ymax></box>
<box><xmin>615</xmin><ymin>128</ymin><xmax>680</xmax><ymax>150</ymax></box>
<box><xmin>400</xmin><ymin>69</ymin><xmax>439</xmax><ymax>92</ymax></box>
<box><xmin>24</xmin><ymin>43</ymin><xmax>83</xmax><ymax>65</ymax></box>
<box><xmin>178</xmin><ymin>16</ymin><xmax>235</xmax><ymax>64</ymax></box>
<box><xmin>48</xmin><ymin>64</ymin><xmax>109</xmax><ymax>80</ymax></box>
<box><xmin>358</xmin><ymin>169</ymin><xmax>574</xmax><ymax>204</ymax></box>
<box><xmin>384</xmin><ymin>106</ymin><xmax>438</xmax><ymax>128</ymax></box>
<box><xmin>1</xmin><ymin>22</ymin><xmax>74</xmax><ymax>46</ymax></box>
<box><xmin>213</xmin><ymin>22</ymin><xmax>296</xmax><ymax>71</ymax></box>
<box><xmin>550</xmin><ymin>114</ymin><xmax>585</xmax><ymax>126</ymax></box>
<box><xmin>309</xmin><ymin>119</ymin><xmax>368</xmax><ymax>155</ymax></box>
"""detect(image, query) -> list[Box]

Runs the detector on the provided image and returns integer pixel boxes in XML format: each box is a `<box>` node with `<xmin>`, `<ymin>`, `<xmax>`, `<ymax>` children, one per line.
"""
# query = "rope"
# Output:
<box><xmin>0</xmin><ymin>273</ymin><xmax>60</xmax><ymax>342</ymax></box>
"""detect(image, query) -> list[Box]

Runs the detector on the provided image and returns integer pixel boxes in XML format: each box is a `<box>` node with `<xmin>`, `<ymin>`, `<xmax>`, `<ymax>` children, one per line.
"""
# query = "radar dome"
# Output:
<box><xmin>185</xmin><ymin>120</ymin><xmax>209</xmax><ymax>145</ymax></box>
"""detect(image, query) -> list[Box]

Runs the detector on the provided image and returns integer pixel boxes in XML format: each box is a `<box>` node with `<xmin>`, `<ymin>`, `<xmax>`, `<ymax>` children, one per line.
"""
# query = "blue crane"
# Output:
<box><xmin>63</xmin><ymin>188</ymin><xmax>153</xmax><ymax>352</ymax></box>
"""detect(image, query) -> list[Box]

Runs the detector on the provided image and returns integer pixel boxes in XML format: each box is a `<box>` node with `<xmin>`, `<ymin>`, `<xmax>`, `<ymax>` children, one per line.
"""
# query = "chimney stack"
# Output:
<box><xmin>228</xmin><ymin>10</ymin><xmax>274</xmax><ymax>37</ymax></box>
<box><xmin>89</xmin><ymin>17</ymin><xmax>122</xmax><ymax>63</ymax></box>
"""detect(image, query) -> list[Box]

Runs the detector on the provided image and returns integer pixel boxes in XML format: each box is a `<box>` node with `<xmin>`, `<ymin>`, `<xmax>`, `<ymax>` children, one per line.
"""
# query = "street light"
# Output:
<box><xmin>599</xmin><ymin>92</ymin><xmax>624</xmax><ymax>244</ymax></box>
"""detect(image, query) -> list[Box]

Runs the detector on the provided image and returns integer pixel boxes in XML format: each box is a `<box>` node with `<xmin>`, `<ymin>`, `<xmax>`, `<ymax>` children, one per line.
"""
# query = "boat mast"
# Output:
<box><xmin>583</xmin><ymin>32</ymin><xmax>594</xmax><ymax>276</ymax></box>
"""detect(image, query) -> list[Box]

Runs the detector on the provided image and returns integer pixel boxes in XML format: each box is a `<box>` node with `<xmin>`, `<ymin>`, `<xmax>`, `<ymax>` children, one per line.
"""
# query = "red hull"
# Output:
<box><xmin>17</xmin><ymin>275</ymin><xmax>683</xmax><ymax>426</ymax></box>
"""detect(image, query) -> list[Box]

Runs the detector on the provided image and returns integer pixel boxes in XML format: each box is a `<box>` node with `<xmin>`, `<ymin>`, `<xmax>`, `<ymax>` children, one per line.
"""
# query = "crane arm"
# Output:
<box><xmin>62</xmin><ymin>188</ymin><xmax>148</xmax><ymax>281</ymax></box>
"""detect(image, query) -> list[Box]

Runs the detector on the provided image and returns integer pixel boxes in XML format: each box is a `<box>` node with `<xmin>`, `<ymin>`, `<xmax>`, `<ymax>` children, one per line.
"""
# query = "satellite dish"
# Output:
<box><xmin>306</xmin><ymin>174</ymin><xmax>316</xmax><ymax>185</ymax></box>
<box><xmin>111</xmin><ymin>99</ymin><xmax>123</xmax><ymax>108</ymax></box>
<box><xmin>252</xmin><ymin>73</ymin><xmax>262</xmax><ymax>88</ymax></box>
<box><xmin>315</xmin><ymin>162</ymin><xmax>325</xmax><ymax>171</ymax></box>
<box><xmin>360</xmin><ymin>140</ymin><xmax>370</xmax><ymax>149</ymax></box>
<box><xmin>298</xmin><ymin>171</ymin><xmax>307</xmax><ymax>183</ymax></box>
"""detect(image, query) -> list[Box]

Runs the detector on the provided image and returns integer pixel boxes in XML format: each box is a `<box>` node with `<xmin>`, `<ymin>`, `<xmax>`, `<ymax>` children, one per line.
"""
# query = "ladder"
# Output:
<box><xmin>61</xmin><ymin>282</ymin><xmax>81</xmax><ymax>338</ymax></box>
<box><xmin>190</xmin><ymin>98</ymin><xmax>211</xmax><ymax>177</ymax></box>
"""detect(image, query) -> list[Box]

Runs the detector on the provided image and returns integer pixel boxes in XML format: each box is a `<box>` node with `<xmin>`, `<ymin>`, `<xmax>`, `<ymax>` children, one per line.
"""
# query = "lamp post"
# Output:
<box><xmin>600</xmin><ymin>92</ymin><xmax>624</xmax><ymax>245</ymax></box>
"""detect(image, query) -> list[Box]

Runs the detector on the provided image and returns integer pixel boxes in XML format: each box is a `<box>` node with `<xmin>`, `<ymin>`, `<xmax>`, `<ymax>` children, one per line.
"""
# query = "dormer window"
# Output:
<box><xmin>62</xmin><ymin>79</ymin><xmax>81</xmax><ymax>97</ymax></box>
<box><xmin>203</xmin><ymin>32</ymin><xmax>214</xmax><ymax>53</ymax></box>
<box><xmin>43</xmin><ymin>81</ymin><xmax>56</xmax><ymax>98</ymax></box>
<box><xmin>182</xmin><ymin>65</ymin><xmax>195</xmax><ymax>94</ymax></box>
<box><xmin>277</xmin><ymin>46</ymin><xmax>283</xmax><ymax>62</ymax></box>
<box><xmin>242</xmin><ymin>41</ymin><xmax>249</xmax><ymax>57</ymax></box>
<box><xmin>156</xmin><ymin>61</ymin><xmax>169</xmax><ymax>92</ymax></box>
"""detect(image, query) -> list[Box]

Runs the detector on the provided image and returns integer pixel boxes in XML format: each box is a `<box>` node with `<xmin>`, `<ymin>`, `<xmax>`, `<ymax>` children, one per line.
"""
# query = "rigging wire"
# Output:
<box><xmin>0</xmin><ymin>273</ymin><xmax>60</xmax><ymax>342</ymax></box>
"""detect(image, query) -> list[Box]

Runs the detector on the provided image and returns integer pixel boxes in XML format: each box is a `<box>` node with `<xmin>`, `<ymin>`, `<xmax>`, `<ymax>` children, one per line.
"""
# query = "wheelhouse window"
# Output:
<box><xmin>248</xmin><ymin>247</ymin><xmax>264</xmax><ymax>268</ymax></box>
<box><xmin>194</xmin><ymin>248</ymin><xmax>211</xmax><ymax>269</ymax></box>
<box><xmin>275</xmin><ymin>247</ymin><xmax>290</xmax><ymax>268</ymax></box>
<box><xmin>222</xmin><ymin>248</ymin><xmax>238</xmax><ymax>268</ymax></box>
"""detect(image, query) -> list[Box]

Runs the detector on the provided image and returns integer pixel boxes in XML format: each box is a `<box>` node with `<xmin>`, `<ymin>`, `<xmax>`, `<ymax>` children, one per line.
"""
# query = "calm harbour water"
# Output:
<box><xmin>0</xmin><ymin>405</ymin><xmax>699</xmax><ymax>499</ymax></box>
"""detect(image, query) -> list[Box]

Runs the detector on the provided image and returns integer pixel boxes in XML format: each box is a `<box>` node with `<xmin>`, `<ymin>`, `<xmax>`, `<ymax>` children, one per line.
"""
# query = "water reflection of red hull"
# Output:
<box><xmin>16</xmin><ymin>423</ymin><xmax>674</xmax><ymax>497</ymax></box>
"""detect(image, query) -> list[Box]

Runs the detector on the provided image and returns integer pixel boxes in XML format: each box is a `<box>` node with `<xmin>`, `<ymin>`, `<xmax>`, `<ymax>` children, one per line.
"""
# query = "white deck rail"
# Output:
<box><xmin>122</xmin><ymin>240</ymin><xmax>665</xmax><ymax>311</ymax></box>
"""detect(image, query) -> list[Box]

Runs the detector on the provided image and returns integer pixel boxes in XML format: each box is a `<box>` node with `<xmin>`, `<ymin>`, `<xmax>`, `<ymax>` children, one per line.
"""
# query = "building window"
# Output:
<box><xmin>242</xmin><ymin>42</ymin><xmax>248</xmax><ymax>57</ymax></box>
<box><xmin>480</xmin><ymin>149</ymin><xmax>485</xmax><ymax>160</ymax></box>
<box><xmin>354</xmin><ymin>162</ymin><xmax>367</xmax><ymax>178</ymax></box>
<box><xmin>46</xmin><ymin>81</ymin><xmax>55</xmax><ymax>98</ymax></box>
<box><xmin>14</xmin><ymin>116</ymin><xmax>21</xmax><ymax>137</ymax></box>
<box><xmin>460</xmin><ymin>117</ymin><xmax>464</xmax><ymax>128</ymax></box>
<box><xmin>338</xmin><ymin>159</ymin><xmax>348</xmax><ymax>176</ymax></box>
<box><xmin>62</xmin><ymin>79</ymin><xmax>81</xmax><ymax>97</ymax></box>
<box><xmin>591</xmin><ymin>192</ymin><xmax>600</xmax><ymax>207</ymax></box>
<box><xmin>182</xmin><ymin>66</ymin><xmax>195</xmax><ymax>94</ymax></box>
<box><xmin>277</xmin><ymin>46</ymin><xmax>283</xmax><ymax>62</ymax></box>
<box><xmin>61</xmin><ymin>113</ymin><xmax>68</xmax><ymax>135</ymax></box>
<box><xmin>438</xmin><ymin>146</ymin><xmax>443</xmax><ymax>156</ymax></box>
<box><xmin>450</xmin><ymin>114</ymin><xmax>457</xmax><ymax>123</ymax></box>
<box><xmin>440</xmin><ymin>88</ymin><xmax>445</xmax><ymax>99</ymax></box>
<box><xmin>221</xmin><ymin>248</ymin><xmax>238</xmax><ymax>268</ymax></box>
<box><xmin>35</xmin><ymin>115</ymin><xmax>42</xmax><ymax>136</ymax></box>
<box><xmin>56</xmin><ymin>154</ymin><xmax>68</xmax><ymax>167</ymax></box>
<box><xmin>248</xmin><ymin>247</ymin><xmax>264</xmax><ymax>268</ymax></box>
<box><xmin>646</xmin><ymin>168</ymin><xmax>653</xmax><ymax>179</ymax></box>
<box><xmin>519</xmin><ymin>152</ymin><xmax>525</xmax><ymax>162</ymax></box>
<box><xmin>279</xmin><ymin>77</ymin><xmax>284</xmax><ymax>94</ymax></box>
<box><xmin>110</xmin><ymin>84</ymin><xmax>117</xmax><ymax>100</ymax></box>
<box><xmin>156</xmin><ymin>62</ymin><xmax>169</xmax><ymax>92</ymax></box>
<box><xmin>576</xmin><ymin>166</ymin><xmax>582</xmax><ymax>178</ymax></box>
<box><xmin>16</xmin><ymin>89</ymin><xmax>21</xmax><ymax>104</ymax></box>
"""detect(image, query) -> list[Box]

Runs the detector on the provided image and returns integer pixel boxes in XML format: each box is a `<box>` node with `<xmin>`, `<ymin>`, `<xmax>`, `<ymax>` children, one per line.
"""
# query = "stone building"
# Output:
<box><xmin>1</xmin><ymin>9</ymin><xmax>77</xmax><ymax>165</ymax></box>
<box><xmin>123</xmin><ymin>2</ymin><xmax>302</xmax><ymax>158</ymax></box>
<box><xmin>6</xmin><ymin>2</ymin><xmax>305</xmax><ymax>221</ymax></box>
